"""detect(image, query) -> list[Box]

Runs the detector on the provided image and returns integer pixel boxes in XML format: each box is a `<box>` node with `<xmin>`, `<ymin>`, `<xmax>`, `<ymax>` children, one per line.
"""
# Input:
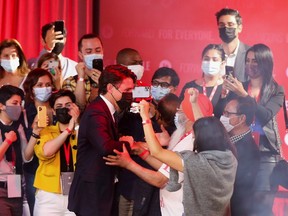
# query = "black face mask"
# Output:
<box><xmin>55</xmin><ymin>107</ymin><xmax>71</xmax><ymax>124</ymax></box>
<box><xmin>117</xmin><ymin>92</ymin><xmax>133</xmax><ymax>110</ymax></box>
<box><xmin>52</xmin><ymin>42</ymin><xmax>65</xmax><ymax>55</ymax></box>
<box><xmin>219</xmin><ymin>27</ymin><xmax>237</xmax><ymax>43</ymax></box>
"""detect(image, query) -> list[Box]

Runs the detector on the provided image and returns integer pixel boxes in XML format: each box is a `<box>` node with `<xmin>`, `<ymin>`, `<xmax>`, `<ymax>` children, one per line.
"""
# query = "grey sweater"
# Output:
<box><xmin>169</xmin><ymin>150</ymin><xmax>237</xmax><ymax>216</ymax></box>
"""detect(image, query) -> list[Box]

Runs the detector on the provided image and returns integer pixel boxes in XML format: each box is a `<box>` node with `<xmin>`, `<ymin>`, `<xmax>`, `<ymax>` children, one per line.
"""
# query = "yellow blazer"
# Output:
<box><xmin>34</xmin><ymin>122</ymin><xmax>77</xmax><ymax>194</ymax></box>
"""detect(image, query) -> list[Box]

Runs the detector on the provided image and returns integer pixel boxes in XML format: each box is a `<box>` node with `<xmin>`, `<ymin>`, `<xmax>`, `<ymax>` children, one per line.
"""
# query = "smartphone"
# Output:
<box><xmin>92</xmin><ymin>59</ymin><xmax>103</xmax><ymax>72</ymax></box>
<box><xmin>48</xmin><ymin>60</ymin><xmax>59</xmax><ymax>75</ymax></box>
<box><xmin>132</xmin><ymin>86</ymin><xmax>151</xmax><ymax>98</ymax></box>
<box><xmin>225</xmin><ymin>66</ymin><xmax>235</xmax><ymax>78</ymax></box>
<box><xmin>54</xmin><ymin>20</ymin><xmax>65</xmax><ymax>39</ymax></box>
<box><xmin>37</xmin><ymin>106</ymin><xmax>47</xmax><ymax>128</ymax></box>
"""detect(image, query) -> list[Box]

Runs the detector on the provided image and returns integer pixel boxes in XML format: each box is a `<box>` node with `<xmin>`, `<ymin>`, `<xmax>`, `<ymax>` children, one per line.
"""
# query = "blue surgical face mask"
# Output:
<box><xmin>33</xmin><ymin>87</ymin><xmax>52</xmax><ymax>102</ymax></box>
<box><xmin>84</xmin><ymin>53</ymin><xmax>103</xmax><ymax>69</ymax></box>
<box><xmin>1</xmin><ymin>58</ymin><xmax>20</xmax><ymax>72</ymax></box>
<box><xmin>151</xmin><ymin>86</ymin><xmax>171</xmax><ymax>101</ymax></box>
<box><xmin>201</xmin><ymin>61</ymin><xmax>221</xmax><ymax>76</ymax></box>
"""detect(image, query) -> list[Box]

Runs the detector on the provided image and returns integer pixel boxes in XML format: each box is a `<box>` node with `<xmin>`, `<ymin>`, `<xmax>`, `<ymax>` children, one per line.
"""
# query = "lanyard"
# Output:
<box><xmin>63</xmin><ymin>142</ymin><xmax>71</xmax><ymax>171</ymax></box>
<box><xmin>247</xmin><ymin>83</ymin><xmax>261</xmax><ymax>145</ymax></box>
<box><xmin>202</xmin><ymin>80</ymin><xmax>218</xmax><ymax>101</ymax></box>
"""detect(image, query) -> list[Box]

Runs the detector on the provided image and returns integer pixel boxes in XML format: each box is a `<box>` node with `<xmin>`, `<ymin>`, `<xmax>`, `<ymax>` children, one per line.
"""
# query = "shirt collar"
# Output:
<box><xmin>100</xmin><ymin>94</ymin><xmax>116</xmax><ymax>116</ymax></box>
<box><xmin>230</xmin><ymin>129</ymin><xmax>251</xmax><ymax>144</ymax></box>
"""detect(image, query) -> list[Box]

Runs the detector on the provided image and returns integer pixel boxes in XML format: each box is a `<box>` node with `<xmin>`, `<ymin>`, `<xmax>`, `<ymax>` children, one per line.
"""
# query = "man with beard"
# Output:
<box><xmin>68</xmin><ymin>65</ymin><xmax>136</xmax><ymax>216</ymax></box>
<box><xmin>216</xmin><ymin>8</ymin><xmax>250</xmax><ymax>82</ymax></box>
<box><xmin>38</xmin><ymin>21</ymin><xmax>77</xmax><ymax>80</ymax></box>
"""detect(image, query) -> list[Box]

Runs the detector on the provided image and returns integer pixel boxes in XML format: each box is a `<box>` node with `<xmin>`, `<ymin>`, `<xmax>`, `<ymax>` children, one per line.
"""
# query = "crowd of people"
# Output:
<box><xmin>0</xmin><ymin>7</ymin><xmax>285</xmax><ymax>216</ymax></box>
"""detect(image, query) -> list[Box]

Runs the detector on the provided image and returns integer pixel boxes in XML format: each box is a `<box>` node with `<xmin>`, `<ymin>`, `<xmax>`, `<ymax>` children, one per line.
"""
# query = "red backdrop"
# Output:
<box><xmin>99</xmin><ymin>0</ymin><xmax>288</xmax><ymax>159</ymax></box>
<box><xmin>0</xmin><ymin>0</ymin><xmax>93</xmax><ymax>62</ymax></box>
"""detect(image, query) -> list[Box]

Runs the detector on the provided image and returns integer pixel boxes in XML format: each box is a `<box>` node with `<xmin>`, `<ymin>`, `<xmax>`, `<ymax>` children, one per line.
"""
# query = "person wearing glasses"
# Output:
<box><xmin>223</xmin><ymin>44</ymin><xmax>284</xmax><ymax>216</ymax></box>
<box><xmin>220</xmin><ymin>96</ymin><xmax>260</xmax><ymax>216</ymax></box>
<box><xmin>179</xmin><ymin>44</ymin><xmax>226</xmax><ymax>118</ymax></box>
<box><xmin>215</xmin><ymin>8</ymin><xmax>250</xmax><ymax>82</ymax></box>
<box><xmin>151</xmin><ymin>67</ymin><xmax>179</xmax><ymax>103</ymax></box>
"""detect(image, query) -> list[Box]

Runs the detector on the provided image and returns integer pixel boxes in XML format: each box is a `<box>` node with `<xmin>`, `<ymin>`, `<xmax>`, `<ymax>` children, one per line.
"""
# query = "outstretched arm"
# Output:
<box><xmin>139</xmin><ymin>100</ymin><xmax>183</xmax><ymax>172</ymax></box>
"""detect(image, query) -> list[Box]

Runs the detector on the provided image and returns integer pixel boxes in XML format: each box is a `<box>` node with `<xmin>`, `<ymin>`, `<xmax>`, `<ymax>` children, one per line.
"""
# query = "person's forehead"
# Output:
<box><xmin>81</xmin><ymin>38</ymin><xmax>102</xmax><ymax>48</ymax></box>
<box><xmin>55</xmin><ymin>96</ymin><xmax>72</xmax><ymax>104</ymax></box>
<box><xmin>218</xmin><ymin>15</ymin><xmax>237</xmax><ymax>23</ymax></box>
<box><xmin>226</xmin><ymin>100</ymin><xmax>238</xmax><ymax>111</ymax></box>
<box><xmin>118</xmin><ymin>77</ymin><xmax>134</xmax><ymax>89</ymax></box>
<box><xmin>1</xmin><ymin>46</ymin><xmax>17</xmax><ymax>54</ymax></box>
<box><xmin>153</xmin><ymin>76</ymin><xmax>172</xmax><ymax>83</ymax></box>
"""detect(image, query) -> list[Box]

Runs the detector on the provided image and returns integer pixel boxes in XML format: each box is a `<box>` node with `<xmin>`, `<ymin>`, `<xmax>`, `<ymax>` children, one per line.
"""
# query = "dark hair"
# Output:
<box><xmin>23</xmin><ymin>68</ymin><xmax>54</xmax><ymax>104</ymax></box>
<box><xmin>37</xmin><ymin>52</ymin><xmax>61</xmax><ymax>70</ymax></box>
<box><xmin>193</xmin><ymin>116</ymin><xmax>237</xmax><ymax>156</ymax></box>
<box><xmin>201</xmin><ymin>44</ymin><xmax>225</xmax><ymax>61</ymax></box>
<box><xmin>98</xmin><ymin>64</ymin><xmax>137</xmax><ymax>95</ymax></box>
<box><xmin>151</xmin><ymin>67</ymin><xmax>180</xmax><ymax>87</ymax></box>
<box><xmin>116</xmin><ymin>48</ymin><xmax>140</xmax><ymax>65</ymax></box>
<box><xmin>232</xmin><ymin>96</ymin><xmax>257</xmax><ymax>126</ymax></box>
<box><xmin>0</xmin><ymin>39</ymin><xmax>29</xmax><ymax>78</ymax></box>
<box><xmin>78</xmin><ymin>33</ymin><xmax>103</xmax><ymax>51</ymax></box>
<box><xmin>0</xmin><ymin>85</ymin><xmax>24</xmax><ymax>105</ymax></box>
<box><xmin>41</xmin><ymin>22</ymin><xmax>67</xmax><ymax>41</ymax></box>
<box><xmin>215</xmin><ymin>8</ymin><xmax>242</xmax><ymax>25</ymax></box>
<box><xmin>157</xmin><ymin>93</ymin><xmax>180</xmax><ymax>127</ymax></box>
<box><xmin>49</xmin><ymin>89</ymin><xmax>76</xmax><ymax>108</ymax></box>
<box><xmin>245</xmin><ymin>44</ymin><xmax>278</xmax><ymax>105</ymax></box>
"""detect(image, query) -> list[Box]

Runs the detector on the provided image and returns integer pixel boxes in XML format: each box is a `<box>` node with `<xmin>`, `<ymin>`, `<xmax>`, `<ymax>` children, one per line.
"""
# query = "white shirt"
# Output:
<box><xmin>158</xmin><ymin>129</ymin><xmax>194</xmax><ymax>216</ymax></box>
<box><xmin>225</xmin><ymin>39</ymin><xmax>240</xmax><ymax>67</ymax></box>
<box><xmin>100</xmin><ymin>94</ymin><xmax>116</xmax><ymax>122</ymax></box>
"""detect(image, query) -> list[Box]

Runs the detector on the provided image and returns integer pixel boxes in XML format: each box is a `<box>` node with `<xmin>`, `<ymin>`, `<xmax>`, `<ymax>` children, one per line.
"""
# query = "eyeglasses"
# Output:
<box><xmin>223</xmin><ymin>110</ymin><xmax>241</xmax><ymax>117</ymax></box>
<box><xmin>151</xmin><ymin>80</ymin><xmax>171</xmax><ymax>88</ymax></box>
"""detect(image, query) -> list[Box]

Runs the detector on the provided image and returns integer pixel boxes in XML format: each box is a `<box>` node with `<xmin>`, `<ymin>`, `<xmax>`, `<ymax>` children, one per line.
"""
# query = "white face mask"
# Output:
<box><xmin>151</xmin><ymin>86</ymin><xmax>171</xmax><ymax>101</ymax></box>
<box><xmin>201</xmin><ymin>61</ymin><xmax>221</xmax><ymax>76</ymax></box>
<box><xmin>220</xmin><ymin>115</ymin><xmax>237</xmax><ymax>132</ymax></box>
<box><xmin>127</xmin><ymin>65</ymin><xmax>144</xmax><ymax>80</ymax></box>
<box><xmin>84</xmin><ymin>53</ymin><xmax>103</xmax><ymax>69</ymax></box>
<box><xmin>34</xmin><ymin>87</ymin><xmax>52</xmax><ymax>102</ymax></box>
<box><xmin>174</xmin><ymin>109</ymin><xmax>189</xmax><ymax>129</ymax></box>
<box><xmin>1</xmin><ymin>57</ymin><xmax>20</xmax><ymax>72</ymax></box>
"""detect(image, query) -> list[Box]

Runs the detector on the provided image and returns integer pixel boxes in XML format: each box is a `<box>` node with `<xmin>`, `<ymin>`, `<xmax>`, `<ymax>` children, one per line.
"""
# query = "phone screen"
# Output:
<box><xmin>225</xmin><ymin>66</ymin><xmax>235</xmax><ymax>78</ymax></box>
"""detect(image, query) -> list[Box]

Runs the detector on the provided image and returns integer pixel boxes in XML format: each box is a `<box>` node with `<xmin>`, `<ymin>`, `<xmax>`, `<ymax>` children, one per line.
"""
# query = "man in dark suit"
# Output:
<box><xmin>216</xmin><ymin>8</ymin><xmax>250</xmax><ymax>82</ymax></box>
<box><xmin>68</xmin><ymin>65</ymin><xmax>137</xmax><ymax>216</ymax></box>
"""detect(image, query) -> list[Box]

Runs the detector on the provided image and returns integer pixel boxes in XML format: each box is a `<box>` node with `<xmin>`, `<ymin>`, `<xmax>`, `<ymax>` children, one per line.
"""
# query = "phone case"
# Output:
<box><xmin>37</xmin><ymin>106</ymin><xmax>47</xmax><ymax>128</ymax></box>
<box><xmin>92</xmin><ymin>59</ymin><xmax>103</xmax><ymax>71</ymax></box>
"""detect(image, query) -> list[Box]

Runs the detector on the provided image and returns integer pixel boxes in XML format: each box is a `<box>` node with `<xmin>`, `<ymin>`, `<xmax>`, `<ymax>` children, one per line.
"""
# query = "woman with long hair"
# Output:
<box><xmin>223</xmin><ymin>43</ymin><xmax>285</xmax><ymax>216</ymax></box>
<box><xmin>0</xmin><ymin>39</ymin><xmax>29</xmax><ymax>88</ymax></box>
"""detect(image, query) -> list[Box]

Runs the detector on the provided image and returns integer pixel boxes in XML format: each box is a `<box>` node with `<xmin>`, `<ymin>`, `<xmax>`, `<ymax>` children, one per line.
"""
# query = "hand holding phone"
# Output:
<box><xmin>48</xmin><ymin>60</ymin><xmax>59</xmax><ymax>75</ymax></box>
<box><xmin>37</xmin><ymin>106</ymin><xmax>47</xmax><ymax>128</ymax></box>
<box><xmin>54</xmin><ymin>20</ymin><xmax>65</xmax><ymax>40</ymax></box>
